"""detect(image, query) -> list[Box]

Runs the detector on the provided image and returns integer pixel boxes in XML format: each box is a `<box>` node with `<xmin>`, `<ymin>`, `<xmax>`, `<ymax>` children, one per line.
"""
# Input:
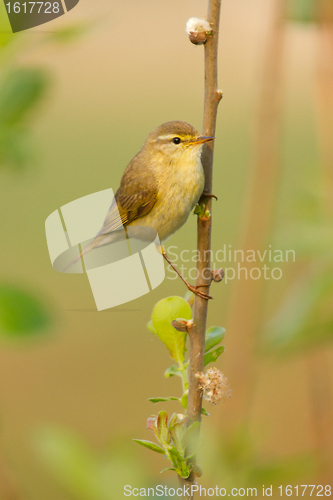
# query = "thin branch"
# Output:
<box><xmin>187</xmin><ymin>0</ymin><xmax>222</xmax><ymax>428</ymax></box>
<box><xmin>182</xmin><ymin>4</ymin><xmax>222</xmax><ymax>497</ymax></box>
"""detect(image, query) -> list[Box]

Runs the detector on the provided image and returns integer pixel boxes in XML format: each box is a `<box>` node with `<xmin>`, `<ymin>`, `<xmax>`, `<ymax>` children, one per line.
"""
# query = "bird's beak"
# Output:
<box><xmin>188</xmin><ymin>136</ymin><xmax>215</xmax><ymax>146</ymax></box>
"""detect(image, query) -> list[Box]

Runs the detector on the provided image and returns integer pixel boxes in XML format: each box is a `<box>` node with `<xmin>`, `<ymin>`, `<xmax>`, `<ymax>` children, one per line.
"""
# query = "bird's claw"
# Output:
<box><xmin>187</xmin><ymin>284</ymin><xmax>213</xmax><ymax>300</ymax></box>
<box><xmin>200</xmin><ymin>190</ymin><xmax>218</xmax><ymax>201</ymax></box>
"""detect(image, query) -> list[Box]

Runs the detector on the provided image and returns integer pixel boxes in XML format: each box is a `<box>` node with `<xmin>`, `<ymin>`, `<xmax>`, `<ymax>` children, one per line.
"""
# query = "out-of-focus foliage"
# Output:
<box><xmin>0</xmin><ymin>284</ymin><xmax>51</xmax><ymax>340</ymax></box>
<box><xmin>0</xmin><ymin>9</ymin><xmax>88</xmax><ymax>170</ymax></box>
<box><xmin>286</xmin><ymin>0</ymin><xmax>317</xmax><ymax>23</ymax></box>
<box><xmin>276</xmin><ymin>190</ymin><xmax>333</xmax><ymax>259</ymax></box>
<box><xmin>47</xmin><ymin>22</ymin><xmax>90</xmax><ymax>44</ymax></box>
<box><xmin>0</xmin><ymin>67</ymin><xmax>49</xmax><ymax>126</ymax></box>
<box><xmin>0</xmin><ymin>34</ymin><xmax>53</xmax><ymax>339</ymax></box>
<box><xmin>0</xmin><ymin>5</ymin><xmax>50</xmax><ymax>169</ymax></box>
<box><xmin>262</xmin><ymin>267</ymin><xmax>333</xmax><ymax>354</ymax></box>
<box><xmin>202</xmin><ymin>426</ymin><xmax>315</xmax><ymax>489</ymax></box>
<box><xmin>0</xmin><ymin>0</ymin><xmax>89</xmax><ymax>339</ymax></box>
<box><xmin>0</xmin><ymin>2</ymin><xmax>13</xmax><ymax>47</ymax></box>
<box><xmin>0</xmin><ymin>67</ymin><xmax>49</xmax><ymax>169</ymax></box>
<box><xmin>34</xmin><ymin>426</ymin><xmax>152</xmax><ymax>500</ymax></box>
<box><xmin>35</xmin><ymin>424</ymin><xmax>315</xmax><ymax>499</ymax></box>
<box><xmin>262</xmin><ymin>189</ymin><xmax>333</xmax><ymax>354</ymax></box>
<box><xmin>286</xmin><ymin>0</ymin><xmax>333</xmax><ymax>24</ymax></box>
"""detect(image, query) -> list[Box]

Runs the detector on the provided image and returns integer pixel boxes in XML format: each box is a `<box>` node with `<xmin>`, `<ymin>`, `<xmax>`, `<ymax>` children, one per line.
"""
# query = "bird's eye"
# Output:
<box><xmin>172</xmin><ymin>137</ymin><xmax>181</xmax><ymax>145</ymax></box>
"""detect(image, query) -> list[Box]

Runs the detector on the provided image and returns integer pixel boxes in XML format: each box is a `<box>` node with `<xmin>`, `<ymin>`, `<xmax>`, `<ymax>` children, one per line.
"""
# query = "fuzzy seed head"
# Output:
<box><xmin>196</xmin><ymin>368</ymin><xmax>231</xmax><ymax>405</ymax></box>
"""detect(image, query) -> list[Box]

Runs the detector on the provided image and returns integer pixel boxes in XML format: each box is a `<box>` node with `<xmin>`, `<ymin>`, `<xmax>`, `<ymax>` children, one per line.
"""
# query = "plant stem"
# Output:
<box><xmin>179</xmin><ymin>359</ymin><xmax>188</xmax><ymax>392</ymax></box>
<box><xmin>182</xmin><ymin>3</ymin><xmax>222</xmax><ymax>494</ymax></box>
<box><xmin>187</xmin><ymin>0</ymin><xmax>222</xmax><ymax>427</ymax></box>
<box><xmin>181</xmin><ymin>3</ymin><xmax>222</xmax><ymax>496</ymax></box>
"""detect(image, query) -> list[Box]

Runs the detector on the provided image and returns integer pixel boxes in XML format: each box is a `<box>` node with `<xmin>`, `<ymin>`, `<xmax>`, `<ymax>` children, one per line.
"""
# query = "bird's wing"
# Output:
<box><xmin>63</xmin><ymin>184</ymin><xmax>157</xmax><ymax>272</ymax></box>
<box><xmin>63</xmin><ymin>157</ymin><xmax>158</xmax><ymax>272</ymax></box>
<box><xmin>97</xmin><ymin>186</ymin><xmax>158</xmax><ymax>237</ymax></box>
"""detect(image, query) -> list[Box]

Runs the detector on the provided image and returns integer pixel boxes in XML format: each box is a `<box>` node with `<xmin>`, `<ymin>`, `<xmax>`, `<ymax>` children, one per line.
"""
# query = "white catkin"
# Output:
<box><xmin>185</xmin><ymin>17</ymin><xmax>211</xmax><ymax>35</ymax></box>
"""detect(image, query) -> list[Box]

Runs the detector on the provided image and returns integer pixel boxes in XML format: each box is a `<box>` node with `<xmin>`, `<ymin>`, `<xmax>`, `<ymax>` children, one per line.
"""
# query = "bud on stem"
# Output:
<box><xmin>186</xmin><ymin>17</ymin><xmax>212</xmax><ymax>45</ymax></box>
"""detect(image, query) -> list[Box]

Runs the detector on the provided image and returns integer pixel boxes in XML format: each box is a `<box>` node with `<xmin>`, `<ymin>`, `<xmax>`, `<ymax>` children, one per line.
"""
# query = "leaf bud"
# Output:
<box><xmin>186</xmin><ymin>17</ymin><xmax>212</xmax><ymax>45</ymax></box>
<box><xmin>211</xmin><ymin>268</ymin><xmax>224</xmax><ymax>282</ymax></box>
<box><xmin>204</xmin><ymin>210</ymin><xmax>211</xmax><ymax>219</ymax></box>
<box><xmin>171</xmin><ymin>318</ymin><xmax>194</xmax><ymax>333</ymax></box>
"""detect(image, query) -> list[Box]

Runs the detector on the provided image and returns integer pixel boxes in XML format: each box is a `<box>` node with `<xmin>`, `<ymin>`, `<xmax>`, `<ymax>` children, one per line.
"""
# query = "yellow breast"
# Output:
<box><xmin>130</xmin><ymin>150</ymin><xmax>205</xmax><ymax>241</ymax></box>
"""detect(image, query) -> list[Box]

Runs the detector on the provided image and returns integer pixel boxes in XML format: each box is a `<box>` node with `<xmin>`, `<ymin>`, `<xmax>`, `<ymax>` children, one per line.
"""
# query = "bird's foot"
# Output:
<box><xmin>161</xmin><ymin>248</ymin><xmax>212</xmax><ymax>300</ymax></box>
<box><xmin>200</xmin><ymin>190</ymin><xmax>218</xmax><ymax>202</ymax></box>
<box><xmin>194</xmin><ymin>191</ymin><xmax>217</xmax><ymax>220</ymax></box>
<box><xmin>186</xmin><ymin>282</ymin><xmax>213</xmax><ymax>300</ymax></box>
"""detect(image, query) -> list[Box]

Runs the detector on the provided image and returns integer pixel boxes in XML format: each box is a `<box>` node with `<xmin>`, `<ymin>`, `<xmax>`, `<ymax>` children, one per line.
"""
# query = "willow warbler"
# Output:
<box><xmin>75</xmin><ymin>121</ymin><xmax>214</xmax><ymax>298</ymax></box>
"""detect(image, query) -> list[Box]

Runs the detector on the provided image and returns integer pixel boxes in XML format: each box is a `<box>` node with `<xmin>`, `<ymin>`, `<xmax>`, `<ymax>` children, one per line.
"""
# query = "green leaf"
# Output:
<box><xmin>192</xmin><ymin>463</ymin><xmax>203</xmax><ymax>477</ymax></box>
<box><xmin>184</xmin><ymin>290</ymin><xmax>194</xmax><ymax>307</ymax></box>
<box><xmin>193</xmin><ymin>204</ymin><xmax>205</xmax><ymax>217</ymax></box>
<box><xmin>164</xmin><ymin>364</ymin><xmax>182</xmax><ymax>378</ymax></box>
<box><xmin>151</xmin><ymin>297</ymin><xmax>191</xmax><ymax>362</ymax></box>
<box><xmin>205</xmin><ymin>326</ymin><xmax>226</xmax><ymax>352</ymax></box>
<box><xmin>0</xmin><ymin>68</ymin><xmax>49</xmax><ymax>126</ymax></box>
<box><xmin>168</xmin><ymin>412</ymin><xmax>178</xmax><ymax>429</ymax></box>
<box><xmin>0</xmin><ymin>284</ymin><xmax>50</xmax><ymax>339</ymax></box>
<box><xmin>161</xmin><ymin>467</ymin><xmax>176</xmax><ymax>474</ymax></box>
<box><xmin>204</xmin><ymin>346</ymin><xmax>225</xmax><ymax>366</ymax></box>
<box><xmin>168</xmin><ymin>446</ymin><xmax>185</xmax><ymax>469</ymax></box>
<box><xmin>201</xmin><ymin>407</ymin><xmax>210</xmax><ymax>416</ymax></box>
<box><xmin>168</xmin><ymin>415</ymin><xmax>188</xmax><ymax>458</ymax></box>
<box><xmin>148</xmin><ymin>397</ymin><xmax>180</xmax><ymax>404</ymax></box>
<box><xmin>169</xmin><ymin>423</ymin><xmax>186</xmax><ymax>456</ymax></box>
<box><xmin>157</xmin><ymin>411</ymin><xmax>169</xmax><ymax>445</ymax></box>
<box><xmin>184</xmin><ymin>422</ymin><xmax>200</xmax><ymax>459</ymax></box>
<box><xmin>184</xmin><ymin>422</ymin><xmax>199</xmax><ymax>441</ymax></box>
<box><xmin>177</xmin><ymin>465</ymin><xmax>191</xmax><ymax>479</ymax></box>
<box><xmin>181</xmin><ymin>391</ymin><xmax>188</xmax><ymax>409</ymax></box>
<box><xmin>133</xmin><ymin>440</ymin><xmax>165</xmax><ymax>455</ymax></box>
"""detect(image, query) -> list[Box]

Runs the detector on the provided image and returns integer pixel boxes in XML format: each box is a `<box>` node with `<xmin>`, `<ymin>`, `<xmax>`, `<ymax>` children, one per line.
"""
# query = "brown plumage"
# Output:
<box><xmin>66</xmin><ymin>121</ymin><xmax>213</xmax><ymax>287</ymax></box>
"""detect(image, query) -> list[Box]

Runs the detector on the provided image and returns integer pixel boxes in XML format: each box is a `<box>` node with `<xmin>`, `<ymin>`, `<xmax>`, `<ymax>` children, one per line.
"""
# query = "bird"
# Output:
<box><xmin>68</xmin><ymin>121</ymin><xmax>215</xmax><ymax>299</ymax></box>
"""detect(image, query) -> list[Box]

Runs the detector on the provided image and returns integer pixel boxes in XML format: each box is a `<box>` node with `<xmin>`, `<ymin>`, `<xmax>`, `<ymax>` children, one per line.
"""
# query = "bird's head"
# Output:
<box><xmin>143</xmin><ymin>121</ymin><xmax>214</xmax><ymax>163</ymax></box>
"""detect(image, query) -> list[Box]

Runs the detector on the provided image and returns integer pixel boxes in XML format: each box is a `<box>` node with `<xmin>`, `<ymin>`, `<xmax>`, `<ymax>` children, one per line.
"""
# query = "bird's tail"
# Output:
<box><xmin>63</xmin><ymin>234</ymin><xmax>110</xmax><ymax>272</ymax></box>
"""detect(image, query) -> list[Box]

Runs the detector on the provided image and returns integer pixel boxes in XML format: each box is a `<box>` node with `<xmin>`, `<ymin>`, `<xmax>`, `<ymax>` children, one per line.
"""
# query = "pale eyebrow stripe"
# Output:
<box><xmin>158</xmin><ymin>134</ymin><xmax>193</xmax><ymax>141</ymax></box>
<box><xmin>158</xmin><ymin>134</ymin><xmax>178</xmax><ymax>141</ymax></box>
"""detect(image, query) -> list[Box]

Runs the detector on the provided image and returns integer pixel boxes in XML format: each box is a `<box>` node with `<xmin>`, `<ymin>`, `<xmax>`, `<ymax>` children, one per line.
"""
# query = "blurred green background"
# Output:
<box><xmin>0</xmin><ymin>0</ymin><xmax>333</xmax><ymax>498</ymax></box>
